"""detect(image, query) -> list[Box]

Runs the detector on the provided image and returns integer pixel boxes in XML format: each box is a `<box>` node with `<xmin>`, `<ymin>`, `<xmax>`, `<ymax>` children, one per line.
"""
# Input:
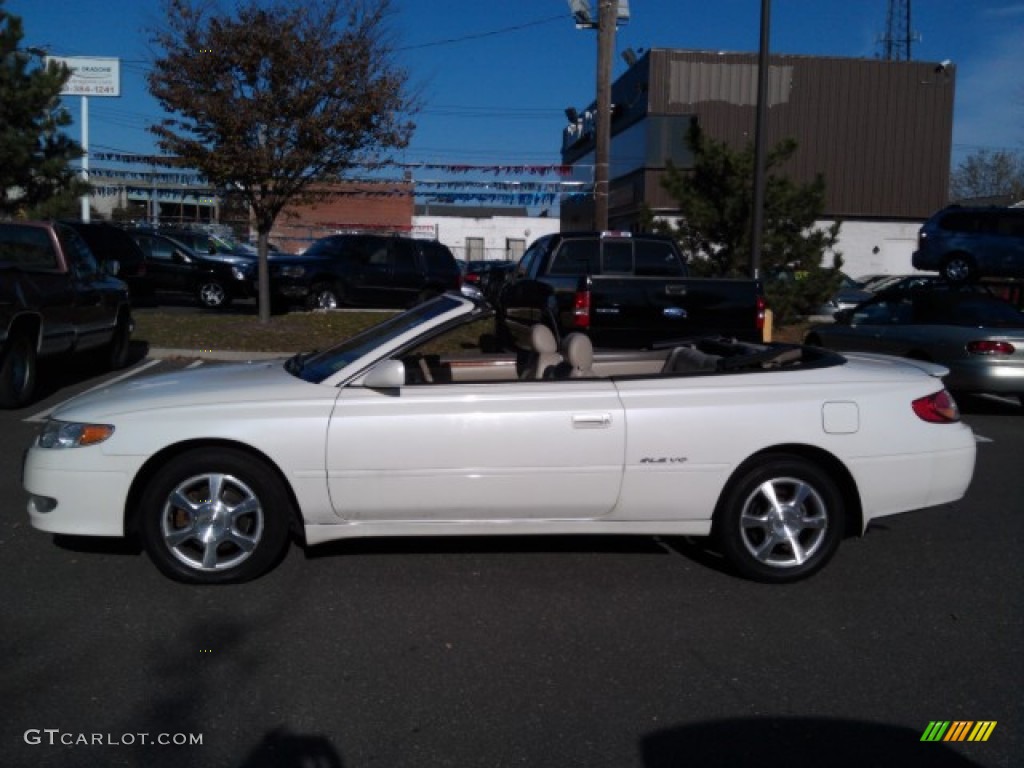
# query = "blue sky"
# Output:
<box><xmin>10</xmin><ymin>0</ymin><xmax>1024</xmax><ymax>183</ymax></box>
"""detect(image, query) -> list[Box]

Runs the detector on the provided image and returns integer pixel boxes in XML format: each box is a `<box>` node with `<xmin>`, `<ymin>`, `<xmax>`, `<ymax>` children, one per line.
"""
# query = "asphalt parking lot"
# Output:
<box><xmin>1</xmin><ymin>356</ymin><xmax>1021</xmax><ymax>768</ymax></box>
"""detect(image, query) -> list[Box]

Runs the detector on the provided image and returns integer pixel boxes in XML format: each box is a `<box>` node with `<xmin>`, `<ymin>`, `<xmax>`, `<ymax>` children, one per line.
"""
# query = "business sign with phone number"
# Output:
<box><xmin>46</xmin><ymin>56</ymin><xmax>120</xmax><ymax>97</ymax></box>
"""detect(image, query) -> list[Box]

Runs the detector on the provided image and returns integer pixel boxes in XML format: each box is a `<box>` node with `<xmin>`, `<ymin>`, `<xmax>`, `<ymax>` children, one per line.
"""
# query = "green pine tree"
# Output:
<box><xmin>654</xmin><ymin>121</ymin><xmax>843</xmax><ymax>324</ymax></box>
<box><xmin>0</xmin><ymin>0</ymin><xmax>87</xmax><ymax>217</ymax></box>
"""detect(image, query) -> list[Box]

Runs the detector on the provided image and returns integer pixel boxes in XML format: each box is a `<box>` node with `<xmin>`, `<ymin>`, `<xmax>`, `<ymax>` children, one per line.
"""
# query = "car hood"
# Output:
<box><xmin>54</xmin><ymin>359</ymin><xmax>323</xmax><ymax>421</ymax></box>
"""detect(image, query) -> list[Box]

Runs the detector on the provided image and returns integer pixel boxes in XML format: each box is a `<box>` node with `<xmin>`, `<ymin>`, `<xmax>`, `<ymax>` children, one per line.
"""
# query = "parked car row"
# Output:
<box><xmin>805</xmin><ymin>280</ymin><xmax>1024</xmax><ymax>404</ymax></box>
<box><xmin>63</xmin><ymin>222</ymin><xmax>255</xmax><ymax>309</ymax></box>
<box><xmin>49</xmin><ymin>223</ymin><xmax>470</xmax><ymax>313</ymax></box>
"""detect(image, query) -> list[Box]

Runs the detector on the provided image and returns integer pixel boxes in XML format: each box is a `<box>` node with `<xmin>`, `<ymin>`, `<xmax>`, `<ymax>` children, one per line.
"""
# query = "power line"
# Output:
<box><xmin>398</xmin><ymin>14</ymin><xmax>565</xmax><ymax>50</ymax></box>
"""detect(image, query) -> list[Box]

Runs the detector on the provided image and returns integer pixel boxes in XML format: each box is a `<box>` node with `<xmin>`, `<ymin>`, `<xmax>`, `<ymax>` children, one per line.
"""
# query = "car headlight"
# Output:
<box><xmin>278</xmin><ymin>265</ymin><xmax>306</xmax><ymax>278</ymax></box>
<box><xmin>38</xmin><ymin>419</ymin><xmax>115</xmax><ymax>449</ymax></box>
<box><xmin>231</xmin><ymin>266</ymin><xmax>248</xmax><ymax>280</ymax></box>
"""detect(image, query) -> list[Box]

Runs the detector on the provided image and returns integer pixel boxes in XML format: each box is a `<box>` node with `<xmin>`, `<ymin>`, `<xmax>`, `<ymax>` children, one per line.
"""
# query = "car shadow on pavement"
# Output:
<box><xmin>237</xmin><ymin>728</ymin><xmax>344</xmax><ymax>768</ymax></box>
<box><xmin>303</xmin><ymin>534</ymin><xmax>669</xmax><ymax>561</ymax></box>
<box><xmin>53</xmin><ymin>534</ymin><xmax>142</xmax><ymax>557</ymax></box>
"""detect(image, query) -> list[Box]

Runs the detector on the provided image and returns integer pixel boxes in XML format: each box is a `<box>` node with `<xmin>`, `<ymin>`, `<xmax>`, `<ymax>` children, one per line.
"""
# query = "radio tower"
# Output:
<box><xmin>879</xmin><ymin>0</ymin><xmax>915</xmax><ymax>61</ymax></box>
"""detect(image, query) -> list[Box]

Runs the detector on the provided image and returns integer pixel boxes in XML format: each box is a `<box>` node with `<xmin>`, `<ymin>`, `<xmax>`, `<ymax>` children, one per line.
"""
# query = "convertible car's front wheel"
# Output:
<box><xmin>716</xmin><ymin>454</ymin><xmax>844</xmax><ymax>583</ymax></box>
<box><xmin>138</xmin><ymin>448</ymin><xmax>292</xmax><ymax>584</ymax></box>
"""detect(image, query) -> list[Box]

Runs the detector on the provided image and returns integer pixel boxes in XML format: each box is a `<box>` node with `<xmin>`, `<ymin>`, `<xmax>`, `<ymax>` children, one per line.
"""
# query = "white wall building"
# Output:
<box><xmin>823</xmin><ymin>219</ymin><xmax>928</xmax><ymax>279</ymax></box>
<box><xmin>413</xmin><ymin>208</ymin><xmax>561</xmax><ymax>263</ymax></box>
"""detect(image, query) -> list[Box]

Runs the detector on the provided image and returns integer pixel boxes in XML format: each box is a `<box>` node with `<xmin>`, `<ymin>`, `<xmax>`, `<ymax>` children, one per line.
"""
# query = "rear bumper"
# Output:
<box><xmin>944</xmin><ymin>359</ymin><xmax>1024</xmax><ymax>394</ymax></box>
<box><xmin>855</xmin><ymin>436</ymin><xmax>977</xmax><ymax>529</ymax></box>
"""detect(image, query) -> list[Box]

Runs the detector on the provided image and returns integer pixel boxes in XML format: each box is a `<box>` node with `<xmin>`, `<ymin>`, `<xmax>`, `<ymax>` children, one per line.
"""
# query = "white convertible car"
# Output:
<box><xmin>24</xmin><ymin>294</ymin><xmax>976</xmax><ymax>585</ymax></box>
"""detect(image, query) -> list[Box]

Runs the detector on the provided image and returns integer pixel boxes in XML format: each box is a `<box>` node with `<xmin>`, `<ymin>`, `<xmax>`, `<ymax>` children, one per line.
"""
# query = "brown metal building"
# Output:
<box><xmin>561</xmin><ymin>49</ymin><xmax>956</xmax><ymax>230</ymax></box>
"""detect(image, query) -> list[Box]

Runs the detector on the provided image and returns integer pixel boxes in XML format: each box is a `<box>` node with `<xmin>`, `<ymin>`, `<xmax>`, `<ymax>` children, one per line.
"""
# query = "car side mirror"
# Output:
<box><xmin>833</xmin><ymin>308</ymin><xmax>852</xmax><ymax>324</ymax></box>
<box><xmin>172</xmin><ymin>249</ymin><xmax>191</xmax><ymax>264</ymax></box>
<box><xmin>361</xmin><ymin>359</ymin><xmax>406</xmax><ymax>389</ymax></box>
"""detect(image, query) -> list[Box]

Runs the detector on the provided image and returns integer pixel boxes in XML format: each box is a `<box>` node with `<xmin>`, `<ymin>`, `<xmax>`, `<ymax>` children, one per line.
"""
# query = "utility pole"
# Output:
<box><xmin>750</xmin><ymin>0</ymin><xmax>771</xmax><ymax>281</ymax></box>
<box><xmin>594</xmin><ymin>0</ymin><xmax>615</xmax><ymax>230</ymax></box>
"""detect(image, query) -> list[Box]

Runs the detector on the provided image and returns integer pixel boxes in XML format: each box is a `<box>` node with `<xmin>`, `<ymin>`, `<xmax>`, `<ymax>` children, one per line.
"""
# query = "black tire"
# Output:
<box><xmin>940</xmin><ymin>253</ymin><xmax>976</xmax><ymax>283</ymax></box>
<box><xmin>196</xmin><ymin>279</ymin><xmax>231</xmax><ymax>309</ymax></box>
<box><xmin>102</xmin><ymin>312</ymin><xmax>132</xmax><ymax>371</ymax></box>
<box><xmin>716</xmin><ymin>453</ymin><xmax>844</xmax><ymax>583</ymax></box>
<box><xmin>307</xmin><ymin>281</ymin><xmax>344</xmax><ymax>310</ymax></box>
<box><xmin>137</xmin><ymin>448</ymin><xmax>292</xmax><ymax>584</ymax></box>
<box><xmin>0</xmin><ymin>332</ymin><xmax>37</xmax><ymax>409</ymax></box>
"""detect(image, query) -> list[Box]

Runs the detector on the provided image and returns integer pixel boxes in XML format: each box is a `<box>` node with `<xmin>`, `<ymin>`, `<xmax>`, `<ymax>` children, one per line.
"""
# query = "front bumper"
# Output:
<box><xmin>24</xmin><ymin>446</ymin><xmax>142</xmax><ymax>538</ymax></box>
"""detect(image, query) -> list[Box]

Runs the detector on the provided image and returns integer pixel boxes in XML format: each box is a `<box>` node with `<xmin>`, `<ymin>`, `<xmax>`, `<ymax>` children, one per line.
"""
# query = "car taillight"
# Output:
<box><xmin>756</xmin><ymin>295</ymin><xmax>766</xmax><ymax>331</ymax></box>
<box><xmin>572</xmin><ymin>289</ymin><xmax>591</xmax><ymax>329</ymax></box>
<box><xmin>966</xmin><ymin>340</ymin><xmax>1015</xmax><ymax>356</ymax></box>
<box><xmin>464</xmin><ymin>273</ymin><xmax>481</xmax><ymax>284</ymax></box>
<box><xmin>912</xmin><ymin>390</ymin><xmax>961</xmax><ymax>424</ymax></box>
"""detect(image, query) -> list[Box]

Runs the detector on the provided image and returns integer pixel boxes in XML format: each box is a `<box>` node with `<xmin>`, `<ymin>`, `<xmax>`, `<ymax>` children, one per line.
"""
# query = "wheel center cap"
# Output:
<box><xmin>772</xmin><ymin>505</ymin><xmax>798</xmax><ymax>535</ymax></box>
<box><xmin>197</xmin><ymin>504</ymin><xmax>227</xmax><ymax>537</ymax></box>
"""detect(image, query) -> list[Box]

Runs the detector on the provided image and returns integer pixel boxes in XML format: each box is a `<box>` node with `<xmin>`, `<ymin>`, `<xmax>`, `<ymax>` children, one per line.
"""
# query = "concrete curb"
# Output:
<box><xmin>147</xmin><ymin>348</ymin><xmax>290</xmax><ymax>361</ymax></box>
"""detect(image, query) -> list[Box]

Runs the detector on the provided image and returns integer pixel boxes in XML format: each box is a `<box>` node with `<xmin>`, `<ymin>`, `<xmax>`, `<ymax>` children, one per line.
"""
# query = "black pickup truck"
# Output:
<box><xmin>1</xmin><ymin>221</ymin><xmax>132</xmax><ymax>408</ymax></box>
<box><xmin>497</xmin><ymin>231</ymin><xmax>765</xmax><ymax>347</ymax></box>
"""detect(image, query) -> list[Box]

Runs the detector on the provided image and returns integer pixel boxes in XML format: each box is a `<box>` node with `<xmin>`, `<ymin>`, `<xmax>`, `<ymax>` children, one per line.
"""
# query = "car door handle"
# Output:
<box><xmin>572</xmin><ymin>413</ymin><xmax>612</xmax><ymax>429</ymax></box>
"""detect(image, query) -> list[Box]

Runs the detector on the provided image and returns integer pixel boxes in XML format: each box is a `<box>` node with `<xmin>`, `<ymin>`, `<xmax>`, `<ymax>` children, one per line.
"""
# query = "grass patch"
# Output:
<box><xmin>133</xmin><ymin>309</ymin><xmax>394</xmax><ymax>354</ymax></box>
<box><xmin>133</xmin><ymin>307</ymin><xmax>812</xmax><ymax>354</ymax></box>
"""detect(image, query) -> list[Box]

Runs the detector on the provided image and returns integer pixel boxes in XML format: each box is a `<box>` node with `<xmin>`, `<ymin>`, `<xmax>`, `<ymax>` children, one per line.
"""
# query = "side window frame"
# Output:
<box><xmin>56</xmin><ymin>225</ymin><xmax>99</xmax><ymax>280</ymax></box>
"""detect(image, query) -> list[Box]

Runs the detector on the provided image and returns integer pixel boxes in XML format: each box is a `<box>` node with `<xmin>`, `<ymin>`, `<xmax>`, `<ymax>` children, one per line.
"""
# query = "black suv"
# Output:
<box><xmin>130</xmin><ymin>231</ymin><xmax>255</xmax><ymax>309</ymax></box>
<box><xmin>154</xmin><ymin>228</ymin><xmax>260</xmax><ymax>267</ymax></box>
<box><xmin>271</xmin><ymin>234</ymin><xmax>462</xmax><ymax>309</ymax></box>
<box><xmin>912</xmin><ymin>205</ymin><xmax>1024</xmax><ymax>282</ymax></box>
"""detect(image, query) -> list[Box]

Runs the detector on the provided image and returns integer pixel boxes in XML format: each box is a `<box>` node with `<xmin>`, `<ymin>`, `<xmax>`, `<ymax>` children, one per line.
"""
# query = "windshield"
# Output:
<box><xmin>286</xmin><ymin>295</ymin><xmax>464</xmax><ymax>383</ymax></box>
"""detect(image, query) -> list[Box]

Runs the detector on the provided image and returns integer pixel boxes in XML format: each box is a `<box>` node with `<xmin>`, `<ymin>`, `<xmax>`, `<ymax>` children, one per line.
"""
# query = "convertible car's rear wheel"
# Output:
<box><xmin>138</xmin><ymin>448</ymin><xmax>291</xmax><ymax>584</ymax></box>
<box><xmin>716</xmin><ymin>454</ymin><xmax>844</xmax><ymax>583</ymax></box>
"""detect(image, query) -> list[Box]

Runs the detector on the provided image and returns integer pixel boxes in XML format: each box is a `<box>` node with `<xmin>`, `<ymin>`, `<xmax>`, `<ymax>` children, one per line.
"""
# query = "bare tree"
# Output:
<box><xmin>148</xmin><ymin>0</ymin><xmax>414</xmax><ymax>321</ymax></box>
<box><xmin>950</xmin><ymin>149</ymin><xmax>1024</xmax><ymax>203</ymax></box>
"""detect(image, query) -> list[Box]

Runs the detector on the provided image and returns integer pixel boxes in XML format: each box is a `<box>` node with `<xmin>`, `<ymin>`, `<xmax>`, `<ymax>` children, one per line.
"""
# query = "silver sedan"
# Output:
<box><xmin>805</xmin><ymin>286</ymin><xmax>1024</xmax><ymax>402</ymax></box>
